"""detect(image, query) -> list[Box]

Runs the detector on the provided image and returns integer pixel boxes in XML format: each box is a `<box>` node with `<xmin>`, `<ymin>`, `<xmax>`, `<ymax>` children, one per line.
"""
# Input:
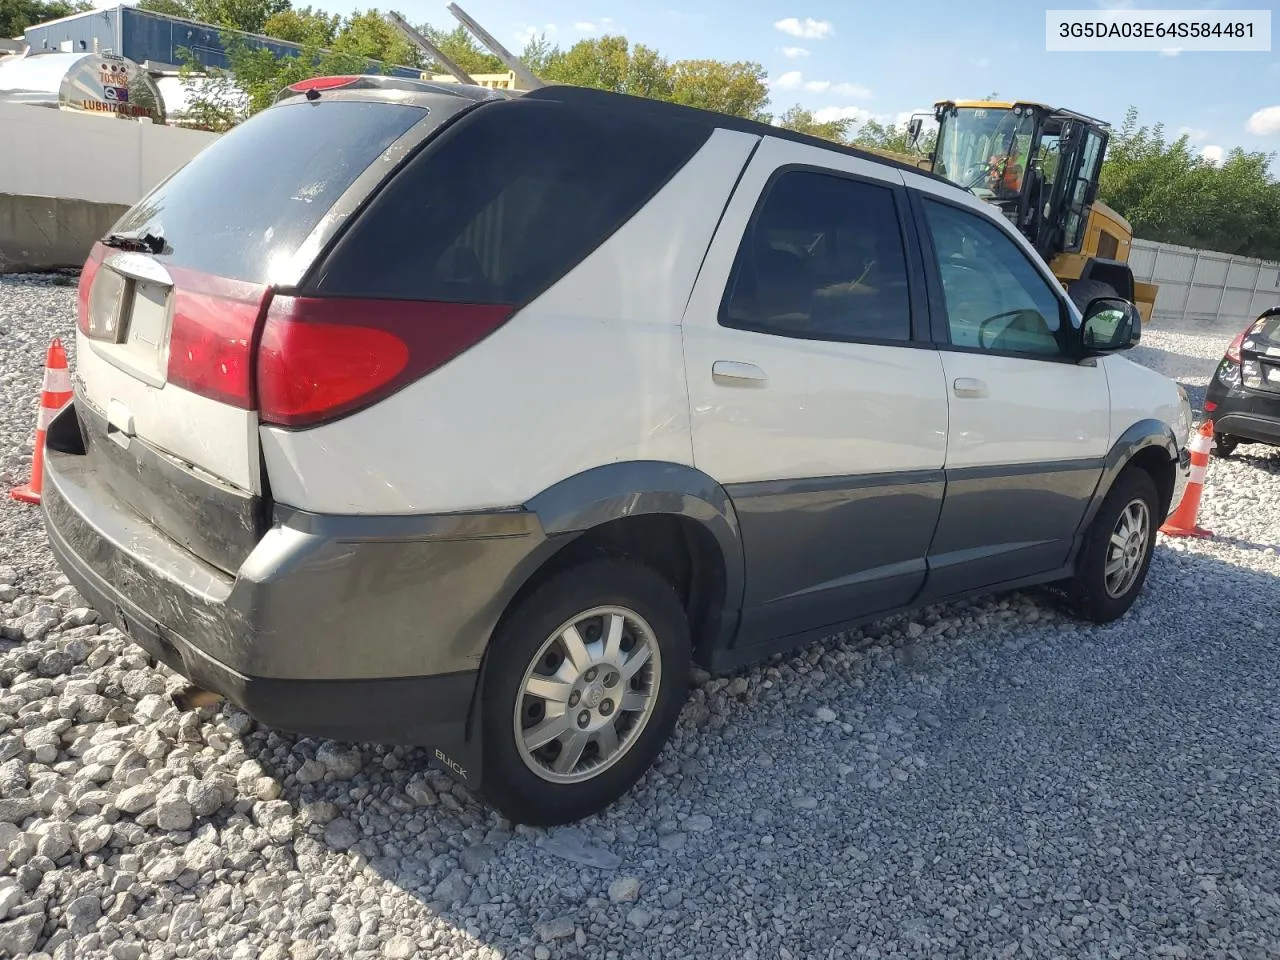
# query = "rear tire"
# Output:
<box><xmin>1067</xmin><ymin>278</ymin><xmax>1120</xmax><ymax>314</ymax></box>
<box><xmin>1067</xmin><ymin>467</ymin><xmax>1159</xmax><ymax>624</ymax></box>
<box><xmin>1213</xmin><ymin>434</ymin><xmax>1240</xmax><ymax>457</ymax></box>
<box><xmin>477</xmin><ymin>557</ymin><xmax>690</xmax><ymax>826</ymax></box>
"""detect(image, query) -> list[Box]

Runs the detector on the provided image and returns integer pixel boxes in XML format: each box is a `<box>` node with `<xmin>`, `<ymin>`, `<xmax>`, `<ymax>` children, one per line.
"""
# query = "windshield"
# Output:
<box><xmin>933</xmin><ymin>107</ymin><xmax>1037</xmax><ymax>201</ymax></box>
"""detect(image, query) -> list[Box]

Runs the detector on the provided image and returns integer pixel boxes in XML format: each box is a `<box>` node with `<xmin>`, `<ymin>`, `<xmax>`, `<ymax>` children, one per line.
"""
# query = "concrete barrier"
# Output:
<box><xmin>0</xmin><ymin>101</ymin><xmax>217</xmax><ymax>272</ymax></box>
<box><xmin>0</xmin><ymin>194</ymin><xmax>130</xmax><ymax>272</ymax></box>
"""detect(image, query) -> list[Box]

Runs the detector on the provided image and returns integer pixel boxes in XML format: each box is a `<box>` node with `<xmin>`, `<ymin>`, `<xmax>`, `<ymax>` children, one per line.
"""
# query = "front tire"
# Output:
<box><xmin>1068</xmin><ymin>467</ymin><xmax>1159</xmax><ymax>624</ymax></box>
<box><xmin>478</xmin><ymin>557</ymin><xmax>691</xmax><ymax>826</ymax></box>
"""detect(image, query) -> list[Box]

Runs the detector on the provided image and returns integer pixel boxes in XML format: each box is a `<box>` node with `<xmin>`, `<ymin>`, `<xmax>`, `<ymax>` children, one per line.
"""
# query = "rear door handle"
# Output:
<box><xmin>953</xmin><ymin>377</ymin><xmax>988</xmax><ymax>398</ymax></box>
<box><xmin>712</xmin><ymin>361</ymin><xmax>767</xmax><ymax>386</ymax></box>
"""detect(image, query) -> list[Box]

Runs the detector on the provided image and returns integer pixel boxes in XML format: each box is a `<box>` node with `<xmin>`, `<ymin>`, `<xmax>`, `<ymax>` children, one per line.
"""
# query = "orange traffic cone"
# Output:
<box><xmin>1159</xmin><ymin>418</ymin><xmax>1214</xmax><ymax>539</ymax></box>
<box><xmin>10</xmin><ymin>339</ymin><xmax>73</xmax><ymax>505</ymax></box>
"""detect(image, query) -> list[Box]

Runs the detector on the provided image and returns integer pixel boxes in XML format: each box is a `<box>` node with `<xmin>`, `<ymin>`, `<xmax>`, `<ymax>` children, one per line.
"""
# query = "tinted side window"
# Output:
<box><xmin>722</xmin><ymin>171</ymin><xmax>913</xmax><ymax>342</ymax></box>
<box><xmin>110</xmin><ymin>100</ymin><xmax>428</xmax><ymax>284</ymax></box>
<box><xmin>313</xmin><ymin>99</ymin><xmax>712</xmax><ymax>303</ymax></box>
<box><xmin>923</xmin><ymin>199</ymin><xmax>1066</xmax><ymax>356</ymax></box>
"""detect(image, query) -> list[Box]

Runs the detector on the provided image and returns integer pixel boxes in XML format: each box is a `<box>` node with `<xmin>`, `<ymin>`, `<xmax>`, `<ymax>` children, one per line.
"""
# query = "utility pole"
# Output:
<box><xmin>384</xmin><ymin>10</ymin><xmax>476</xmax><ymax>85</ymax></box>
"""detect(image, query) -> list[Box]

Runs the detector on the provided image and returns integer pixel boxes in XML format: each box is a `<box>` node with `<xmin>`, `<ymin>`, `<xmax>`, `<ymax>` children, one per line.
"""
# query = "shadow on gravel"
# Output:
<box><xmin>224</xmin><ymin>530</ymin><xmax>1280</xmax><ymax>959</ymax></box>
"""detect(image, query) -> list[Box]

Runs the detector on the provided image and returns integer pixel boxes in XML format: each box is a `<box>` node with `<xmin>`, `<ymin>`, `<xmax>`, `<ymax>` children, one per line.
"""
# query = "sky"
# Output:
<box><xmin>100</xmin><ymin>0</ymin><xmax>1280</xmax><ymax>162</ymax></box>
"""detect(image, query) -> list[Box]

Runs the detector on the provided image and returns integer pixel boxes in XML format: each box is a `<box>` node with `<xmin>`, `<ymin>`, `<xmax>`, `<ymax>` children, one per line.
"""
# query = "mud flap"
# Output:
<box><xmin>427</xmin><ymin>673</ymin><xmax>486</xmax><ymax>790</ymax></box>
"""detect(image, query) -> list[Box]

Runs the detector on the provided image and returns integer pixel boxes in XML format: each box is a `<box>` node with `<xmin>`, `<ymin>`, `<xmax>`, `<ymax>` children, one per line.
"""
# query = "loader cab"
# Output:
<box><xmin>929</xmin><ymin>100</ymin><xmax>1110</xmax><ymax>264</ymax></box>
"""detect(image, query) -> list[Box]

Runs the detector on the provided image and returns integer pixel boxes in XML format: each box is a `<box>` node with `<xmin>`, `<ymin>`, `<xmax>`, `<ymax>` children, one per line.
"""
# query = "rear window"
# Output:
<box><xmin>309</xmin><ymin>98</ymin><xmax>713</xmax><ymax>304</ymax></box>
<box><xmin>109</xmin><ymin>99</ymin><xmax>428</xmax><ymax>284</ymax></box>
<box><xmin>1246</xmin><ymin>311</ymin><xmax>1280</xmax><ymax>345</ymax></box>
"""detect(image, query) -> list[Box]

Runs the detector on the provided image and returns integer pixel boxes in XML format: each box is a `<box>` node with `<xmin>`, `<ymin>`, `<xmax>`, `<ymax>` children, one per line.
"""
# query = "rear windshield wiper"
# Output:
<box><xmin>102</xmin><ymin>230</ymin><xmax>165</xmax><ymax>255</ymax></box>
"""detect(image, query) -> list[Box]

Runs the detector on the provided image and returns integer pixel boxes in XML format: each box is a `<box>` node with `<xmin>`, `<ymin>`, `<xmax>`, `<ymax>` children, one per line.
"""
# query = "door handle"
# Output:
<box><xmin>712</xmin><ymin>361</ymin><xmax>767</xmax><ymax>386</ymax></box>
<box><xmin>953</xmin><ymin>377</ymin><xmax>988</xmax><ymax>398</ymax></box>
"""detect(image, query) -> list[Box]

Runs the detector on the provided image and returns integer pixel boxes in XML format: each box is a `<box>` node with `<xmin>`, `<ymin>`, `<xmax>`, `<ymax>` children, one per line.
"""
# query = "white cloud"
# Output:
<box><xmin>772</xmin><ymin>71</ymin><xmax>804</xmax><ymax>90</ymax></box>
<box><xmin>804</xmin><ymin>80</ymin><xmax>830</xmax><ymax>93</ymax></box>
<box><xmin>971</xmin><ymin>57</ymin><xmax>990</xmax><ymax>68</ymax></box>
<box><xmin>832</xmin><ymin>82</ymin><xmax>872</xmax><ymax>99</ymax></box>
<box><xmin>1247</xmin><ymin>105</ymin><xmax>1280</xmax><ymax>135</ymax></box>
<box><xmin>1201</xmin><ymin>144</ymin><xmax>1225</xmax><ymax>165</ymax></box>
<box><xmin>782</xmin><ymin>46</ymin><xmax>810</xmax><ymax>58</ymax></box>
<box><xmin>574</xmin><ymin>21</ymin><xmax>597</xmax><ymax>31</ymax></box>
<box><xmin>515</xmin><ymin>23</ymin><xmax>558</xmax><ymax>44</ymax></box>
<box><xmin>814</xmin><ymin>105</ymin><xmax>875</xmax><ymax>125</ymax></box>
<box><xmin>1160</xmin><ymin>47</ymin><xmax>1183</xmax><ymax>57</ymax></box>
<box><xmin>774</xmin><ymin>17</ymin><xmax>834</xmax><ymax>40</ymax></box>
<box><xmin>1177</xmin><ymin>126</ymin><xmax>1209</xmax><ymax>143</ymax></box>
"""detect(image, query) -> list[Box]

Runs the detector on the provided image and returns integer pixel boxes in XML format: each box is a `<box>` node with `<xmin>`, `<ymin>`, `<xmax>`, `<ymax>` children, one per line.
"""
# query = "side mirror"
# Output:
<box><xmin>907</xmin><ymin>117</ymin><xmax>923</xmax><ymax>147</ymax></box>
<box><xmin>1081</xmin><ymin>296</ymin><xmax>1141</xmax><ymax>353</ymax></box>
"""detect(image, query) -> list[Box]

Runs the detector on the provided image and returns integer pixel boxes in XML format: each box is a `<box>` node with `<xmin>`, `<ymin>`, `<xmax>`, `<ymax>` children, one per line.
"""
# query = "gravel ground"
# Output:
<box><xmin>2</xmin><ymin>274</ymin><xmax>1279</xmax><ymax>960</ymax></box>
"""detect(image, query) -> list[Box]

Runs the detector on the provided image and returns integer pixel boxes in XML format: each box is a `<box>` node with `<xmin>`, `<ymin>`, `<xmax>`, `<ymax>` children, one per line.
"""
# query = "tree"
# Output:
<box><xmin>418</xmin><ymin>23</ymin><xmax>502</xmax><ymax>76</ymax></box>
<box><xmin>776</xmin><ymin>104</ymin><xmax>852</xmax><ymax>143</ymax></box>
<box><xmin>849</xmin><ymin>118</ymin><xmax>935</xmax><ymax>156</ymax></box>
<box><xmin>261</xmin><ymin>5</ymin><xmax>339</xmax><ymax>46</ymax></box>
<box><xmin>669</xmin><ymin>58</ymin><xmax>770</xmax><ymax>122</ymax></box>
<box><xmin>540</xmin><ymin>36</ymin><xmax>673</xmax><ymax>100</ymax></box>
<box><xmin>133</xmin><ymin>0</ymin><xmax>194</xmax><ymax>19</ymax></box>
<box><xmin>329</xmin><ymin>9</ymin><xmax>420</xmax><ymax>67</ymax></box>
<box><xmin>191</xmin><ymin>0</ymin><xmax>290</xmax><ymax>34</ymax></box>
<box><xmin>519</xmin><ymin>33</ymin><xmax>555</xmax><ymax>76</ymax></box>
<box><xmin>174</xmin><ymin>46</ymin><xmax>244</xmax><ymax>131</ymax></box>
<box><xmin>1</xmin><ymin>0</ymin><xmax>92</xmax><ymax>38</ymax></box>
<box><xmin>1099</xmin><ymin>106</ymin><xmax>1280</xmax><ymax>259</ymax></box>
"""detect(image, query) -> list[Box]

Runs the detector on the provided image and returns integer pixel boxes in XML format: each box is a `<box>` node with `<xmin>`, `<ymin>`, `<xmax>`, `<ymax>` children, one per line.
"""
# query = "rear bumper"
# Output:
<box><xmin>40</xmin><ymin>400</ymin><xmax>553</xmax><ymax>774</ymax></box>
<box><xmin>1204</xmin><ymin>381</ymin><xmax>1280</xmax><ymax>447</ymax></box>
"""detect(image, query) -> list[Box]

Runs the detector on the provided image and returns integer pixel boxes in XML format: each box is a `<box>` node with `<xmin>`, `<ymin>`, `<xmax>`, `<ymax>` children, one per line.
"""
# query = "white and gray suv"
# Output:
<box><xmin>43</xmin><ymin>75</ymin><xmax>1192</xmax><ymax>825</ymax></box>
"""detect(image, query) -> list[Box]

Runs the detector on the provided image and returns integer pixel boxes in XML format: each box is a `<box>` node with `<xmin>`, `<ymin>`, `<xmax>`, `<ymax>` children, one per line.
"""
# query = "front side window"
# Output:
<box><xmin>923</xmin><ymin>199</ymin><xmax>1067</xmax><ymax>356</ymax></box>
<box><xmin>722</xmin><ymin>170</ymin><xmax>912</xmax><ymax>343</ymax></box>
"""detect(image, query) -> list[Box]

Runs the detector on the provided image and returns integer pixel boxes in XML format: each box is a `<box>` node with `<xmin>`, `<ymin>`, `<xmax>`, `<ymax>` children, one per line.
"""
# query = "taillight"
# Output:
<box><xmin>76</xmin><ymin>244</ymin><xmax>105</xmax><ymax>335</ymax></box>
<box><xmin>288</xmin><ymin>76</ymin><xmax>360</xmax><ymax>93</ymax></box>
<box><xmin>256</xmin><ymin>297</ymin><xmax>514</xmax><ymax>428</ymax></box>
<box><xmin>165</xmin><ymin>275</ymin><xmax>271</xmax><ymax>408</ymax></box>
<box><xmin>1226</xmin><ymin>327</ymin><xmax>1249</xmax><ymax>364</ymax></box>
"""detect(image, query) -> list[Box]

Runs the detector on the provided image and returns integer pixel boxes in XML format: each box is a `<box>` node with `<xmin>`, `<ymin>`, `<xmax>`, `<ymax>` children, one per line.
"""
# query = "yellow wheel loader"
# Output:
<box><xmin>882</xmin><ymin>100</ymin><xmax>1158</xmax><ymax>322</ymax></box>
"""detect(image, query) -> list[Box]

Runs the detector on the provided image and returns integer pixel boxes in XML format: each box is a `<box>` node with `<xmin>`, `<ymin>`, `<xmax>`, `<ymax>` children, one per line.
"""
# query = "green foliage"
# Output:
<box><xmin>419</xmin><ymin>23</ymin><xmax>502</xmax><ymax>76</ymax></box>
<box><xmin>1100</xmin><ymin>106</ymin><xmax>1280</xmax><ymax>259</ymax></box>
<box><xmin>849</xmin><ymin>118</ymin><xmax>936</xmax><ymax>156</ymax></box>
<box><xmin>541</xmin><ymin>36</ymin><xmax>667</xmax><ymax>97</ymax></box>
<box><xmin>133</xmin><ymin>0</ymin><xmax>194</xmax><ymax>20</ymax></box>
<box><xmin>537</xmin><ymin>37</ymin><xmax>768</xmax><ymax>119</ymax></box>
<box><xmin>1</xmin><ymin>0</ymin><xmax>91</xmax><ymax>38</ymax></box>
<box><xmin>261</xmin><ymin>6</ymin><xmax>339</xmax><ymax>46</ymax></box>
<box><xmin>776</xmin><ymin>105</ymin><xmax>852</xmax><ymax>143</ymax></box>
<box><xmin>329</xmin><ymin>8</ymin><xmax>418</xmax><ymax>68</ymax></box>
<box><xmin>670</xmin><ymin>58</ymin><xmax>769</xmax><ymax>122</ymax></box>
<box><xmin>175</xmin><ymin>45</ymin><xmax>242</xmax><ymax>131</ymax></box>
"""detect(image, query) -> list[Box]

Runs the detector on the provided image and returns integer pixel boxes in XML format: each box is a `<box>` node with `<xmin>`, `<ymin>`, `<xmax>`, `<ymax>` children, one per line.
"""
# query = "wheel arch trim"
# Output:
<box><xmin>525</xmin><ymin>460</ymin><xmax>747</xmax><ymax>645</ymax></box>
<box><xmin>1078</xmin><ymin>418</ymin><xmax>1179</xmax><ymax>534</ymax></box>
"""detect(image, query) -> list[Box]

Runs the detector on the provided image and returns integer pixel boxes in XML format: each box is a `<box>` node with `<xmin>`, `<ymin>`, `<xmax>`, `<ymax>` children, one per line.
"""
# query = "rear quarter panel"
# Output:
<box><xmin>259</xmin><ymin>127</ymin><xmax>763</xmax><ymax>514</ymax></box>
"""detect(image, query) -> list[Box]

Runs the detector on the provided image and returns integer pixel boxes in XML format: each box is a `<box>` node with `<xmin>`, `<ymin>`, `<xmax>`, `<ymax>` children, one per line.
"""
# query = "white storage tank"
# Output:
<box><xmin>0</xmin><ymin>50</ymin><xmax>166</xmax><ymax>123</ymax></box>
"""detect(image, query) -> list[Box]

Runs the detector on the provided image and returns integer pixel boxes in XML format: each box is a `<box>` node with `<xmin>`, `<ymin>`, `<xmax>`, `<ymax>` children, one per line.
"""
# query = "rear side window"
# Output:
<box><xmin>310</xmin><ymin>98</ymin><xmax>712</xmax><ymax>304</ymax></box>
<box><xmin>110</xmin><ymin>100</ymin><xmax>428</xmax><ymax>284</ymax></box>
<box><xmin>722</xmin><ymin>170</ymin><xmax>913</xmax><ymax>343</ymax></box>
